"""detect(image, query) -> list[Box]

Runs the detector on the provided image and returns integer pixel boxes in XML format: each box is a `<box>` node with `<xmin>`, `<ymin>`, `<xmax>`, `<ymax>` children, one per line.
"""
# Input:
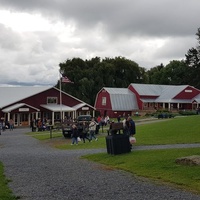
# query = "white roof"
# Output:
<box><xmin>72</xmin><ymin>102</ymin><xmax>95</xmax><ymax>110</ymax></box>
<box><xmin>0</xmin><ymin>86</ymin><xmax>52</xmax><ymax>108</ymax></box>
<box><xmin>2</xmin><ymin>103</ymin><xmax>40</xmax><ymax>113</ymax></box>
<box><xmin>72</xmin><ymin>103</ymin><xmax>86</xmax><ymax>110</ymax></box>
<box><xmin>40</xmin><ymin>104</ymin><xmax>75</xmax><ymax>112</ymax></box>
<box><xmin>103</xmin><ymin>87</ymin><xmax>138</xmax><ymax>111</ymax></box>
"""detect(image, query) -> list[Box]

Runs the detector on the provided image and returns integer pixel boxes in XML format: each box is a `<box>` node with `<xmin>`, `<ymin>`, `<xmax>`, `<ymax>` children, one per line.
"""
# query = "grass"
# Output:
<box><xmin>0</xmin><ymin>162</ymin><xmax>18</xmax><ymax>200</ymax></box>
<box><xmin>21</xmin><ymin>115</ymin><xmax>200</xmax><ymax>194</ymax></box>
<box><xmin>27</xmin><ymin>115</ymin><xmax>200</xmax><ymax>148</ymax></box>
<box><xmin>83</xmin><ymin>148</ymin><xmax>200</xmax><ymax>193</ymax></box>
<box><xmin>136</xmin><ymin>115</ymin><xmax>200</xmax><ymax>145</ymax></box>
<box><xmin>27</xmin><ymin>130</ymin><xmax>107</xmax><ymax>149</ymax></box>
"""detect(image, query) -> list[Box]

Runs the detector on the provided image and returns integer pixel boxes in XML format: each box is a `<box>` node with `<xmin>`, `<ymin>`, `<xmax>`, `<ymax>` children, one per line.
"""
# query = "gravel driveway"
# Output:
<box><xmin>0</xmin><ymin>128</ymin><xmax>200</xmax><ymax>200</ymax></box>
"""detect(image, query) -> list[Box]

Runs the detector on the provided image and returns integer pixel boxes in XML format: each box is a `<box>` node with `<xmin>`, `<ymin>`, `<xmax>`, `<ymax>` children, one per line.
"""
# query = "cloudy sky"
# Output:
<box><xmin>0</xmin><ymin>0</ymin><xmax>199</xmax><ymax>86</ymax></box>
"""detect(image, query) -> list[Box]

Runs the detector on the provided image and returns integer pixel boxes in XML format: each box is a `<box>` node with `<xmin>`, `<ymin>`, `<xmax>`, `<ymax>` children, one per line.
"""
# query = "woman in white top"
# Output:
<box><xmin>89</xmin><ymin>118</ymin><xmax>98</xmax><ymax>141</ymax></box>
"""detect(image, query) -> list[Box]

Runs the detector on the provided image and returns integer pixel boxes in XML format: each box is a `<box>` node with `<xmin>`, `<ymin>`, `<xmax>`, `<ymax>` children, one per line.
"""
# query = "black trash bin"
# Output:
<box><xmin>106</xmin><ymin>134</ymin><xmax>131</xmax><ymax>155</ymax></box>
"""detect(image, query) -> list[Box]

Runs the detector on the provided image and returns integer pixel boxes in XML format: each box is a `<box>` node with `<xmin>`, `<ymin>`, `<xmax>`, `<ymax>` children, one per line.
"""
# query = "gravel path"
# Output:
<box><xmin>1</xmin><ymin>128</ymin><xmax>200</xmax><ymax>200</ymax></box>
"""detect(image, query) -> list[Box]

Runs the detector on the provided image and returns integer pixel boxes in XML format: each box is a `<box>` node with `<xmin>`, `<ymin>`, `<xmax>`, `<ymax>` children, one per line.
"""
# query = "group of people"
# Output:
<box><xmin>108</xmin><ymin>116</ymin><xmax>136</xmax><ymax>137</ymax></box>
<box><xmin>71</xmin><ymin>117</ymin><xmax>98</xmax><ymax>145</ymax></box>
<box><xmin>30</xmin><ymin>118</ymin><xmax>52</xmax><ymax>132</ymax></box>
<box><xmin>97</xmin><ymin>115</ymin><xmax>110</xmax><ymax>126</ymax></box>
<box><xmin>0</xmin><ymin>118</ymin><xmax>14</xmax><ymax>134</ymax></box>
<box><xmin>71</xmin><ymin>115</ymin><xmax>136</xmax><ymax>145</ymax></box>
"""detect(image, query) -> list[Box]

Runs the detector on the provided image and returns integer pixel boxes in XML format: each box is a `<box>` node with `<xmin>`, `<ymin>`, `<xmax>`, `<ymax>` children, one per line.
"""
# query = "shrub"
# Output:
<box><xmin>179</xmin><ymin>110</ymin><xmax>197</xmax><ymax>115</ymax></box>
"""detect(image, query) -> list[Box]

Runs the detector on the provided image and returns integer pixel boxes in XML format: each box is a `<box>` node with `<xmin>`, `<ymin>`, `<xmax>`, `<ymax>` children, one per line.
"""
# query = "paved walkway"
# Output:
<box><xmin>0</xmin><ymin>128</ymin><xmax>200</xmax><ymax>200</ymax></box>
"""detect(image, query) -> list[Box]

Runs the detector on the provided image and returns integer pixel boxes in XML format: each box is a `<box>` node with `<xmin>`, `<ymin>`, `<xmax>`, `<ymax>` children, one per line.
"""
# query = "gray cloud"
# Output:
<box><xmin>0</xmin><ymin>0</ymin><xmax>199</xmax><ymax>86</ymax></box>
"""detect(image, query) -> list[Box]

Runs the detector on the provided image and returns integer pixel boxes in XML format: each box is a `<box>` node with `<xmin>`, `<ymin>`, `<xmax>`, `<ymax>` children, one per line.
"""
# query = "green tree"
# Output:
<box><xmin>185</xmin><ymin>27</ymin><xmax>200</xmax><ymax>88</ymax></box>
<box><xmin>57</xmin><ymin>56</ymin><xmax>144</xmax><ymax>105</ymax></box>
<box><xmin>147</xmin><ymin>61</ymin><xmax>188</xmax><ymax>85</ymax></box>
<box><xmin>147</xmin><ymin>63</ymin><xmax>164</xmax><ymax>84</ymax></box>
<box><xmin>163</xmin><ymin>60</ymin><xmax>188</xmax><ymax>85</ymax></box>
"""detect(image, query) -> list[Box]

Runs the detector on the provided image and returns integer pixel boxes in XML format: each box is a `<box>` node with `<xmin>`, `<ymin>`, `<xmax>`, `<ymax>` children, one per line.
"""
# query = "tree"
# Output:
<box><xmin>57</xmin><ymin>57</ymin><xmax>144</xmax><ymax>105</ymax></box>
<box><xmin>185</xmin><ymin>28</ymin><xmax>200</xmax><ymax>88</ymax></box>
<box><xmin>163</xmin><ymin>60</ymin><xmax>188</xmax><ymax>85</ymax></box>
<box><xmin>147</xmin><ymin>63</ymin><xmax>164</xmax><ymax>84</ymax></box>
<box><xmin>147</xmin><ymin>61</ymin><xmax>189</xmax><ymax>85</ymax></box>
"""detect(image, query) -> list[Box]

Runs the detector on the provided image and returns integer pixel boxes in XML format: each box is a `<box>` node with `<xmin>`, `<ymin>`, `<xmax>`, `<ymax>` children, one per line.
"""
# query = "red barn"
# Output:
<box><xmin>95</xmin><ymin>84</ymin><xmax>200</xmax><ymax>117</ymax></box>
<box><xmin>94</xmin><ymin>87</ymin><xmax>138</xmax><ymax>118</ymax></box>
<box><xmin>0</xmin><ymin>86</ymin><xmax>95</xmax><ymax>127</ymax></box>
<box><xmin>128</xmin><ymin>83</ymin><xmax>200</xmax><ymax>111</ymax></box>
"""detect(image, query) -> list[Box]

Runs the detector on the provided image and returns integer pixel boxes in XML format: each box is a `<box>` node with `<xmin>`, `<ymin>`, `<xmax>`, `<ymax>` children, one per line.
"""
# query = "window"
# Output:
<box><xmin>102</xmin><ymin>97</ymin><xmax>106</xmax><ymax>105</ymax></box>
<box><xmin>47</xmin><ymin>97</ymin><xmax>57</xmax><ymax>104</ymax></box>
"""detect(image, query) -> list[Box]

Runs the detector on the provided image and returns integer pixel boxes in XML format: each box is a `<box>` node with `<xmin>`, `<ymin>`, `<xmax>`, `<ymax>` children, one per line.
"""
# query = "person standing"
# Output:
<box><xmin>9</xmin><ymin>119</ymin><xmax>14</xmax><ymax>131</ymax></box>
<box><xmin>117</xmin><ymin>115</ymin><xmax>121</xmax><ymax>122</ymax></box>
<box><xmin>0</xmin><ymin>120</ymin><xmax>2</xmax><ymax>135</ymax></box>
<box><xmin>71</xmin><ymin>124</ymin><xmax>79</xmax><ymax>145</ymax></box>
<box><xmin>81</xmin><ymin>121</ymin><xmax>90</xmax><ymax>143</ymax></box>
<box><xmin>127</xmin><ymin>116</ymin><xmax>136</xmax><ymax>136</ymax></box>
<box><xmin>89</xmin><ymin>118</ymin><xmax>98</xmax><ymax>141</ymax></box>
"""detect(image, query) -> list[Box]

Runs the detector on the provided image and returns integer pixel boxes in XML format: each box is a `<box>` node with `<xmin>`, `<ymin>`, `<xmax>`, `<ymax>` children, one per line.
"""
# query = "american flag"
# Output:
<box><xmin>61</xmin><ymin>76</ymin><xmax>74</xmax><ymax>83</ymax></box>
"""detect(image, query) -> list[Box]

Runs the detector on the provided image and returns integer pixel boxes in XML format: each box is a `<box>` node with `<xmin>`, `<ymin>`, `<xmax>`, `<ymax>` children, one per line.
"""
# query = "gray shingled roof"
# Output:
<box><xmin>0</xmin><ymin>86</ymin><xmax>52</xmax><ymax>108</ymax></box>
<box><xmin>103</xmin><ymin>87</ymin><xmax>138</xmax><ymax>111</ymax></box>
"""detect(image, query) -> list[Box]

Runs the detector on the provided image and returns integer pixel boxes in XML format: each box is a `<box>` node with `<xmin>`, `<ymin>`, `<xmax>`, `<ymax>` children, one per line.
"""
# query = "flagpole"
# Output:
<box><xmin>59</xmin><ymin>71</ymin><xmax>63</xmax><ymax>123</ymax></box>
<box><xmin>59</xmin><ymin>70</ymin><xmax>73</xmax><ymax>123</ymax></box>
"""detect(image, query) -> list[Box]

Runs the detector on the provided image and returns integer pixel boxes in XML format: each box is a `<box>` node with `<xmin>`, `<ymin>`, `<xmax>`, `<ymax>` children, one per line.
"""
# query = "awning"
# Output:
<box><xmin>72</xmin><ymin>102</ymin><xmax>95</xmax><ymax>110</ymax></box>
<box><xmin>40</xmin><ymin>104</ymin><xmax>75</xmax><ymax>112</ymax></box>
<box><xmin>2</xmin><ymin>103</ymin><xmax>40</xmax><ymax>113</ymax></box>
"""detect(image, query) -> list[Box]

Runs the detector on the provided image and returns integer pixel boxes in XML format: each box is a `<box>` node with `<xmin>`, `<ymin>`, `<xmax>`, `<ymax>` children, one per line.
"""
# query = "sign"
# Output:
<box><xmin>19</xmin><ymin>108</ymin><xmax>29</xmax><ymax>112</ymax></box>
<box><xmin>82</xmin><ymin>107</ymin><xmax>89</xmax><ymax>110</ymax></box>
<box><xmin>185</xmin><ymin>90</ymin><xmax>192</xmax><ymax>93</ymax></box>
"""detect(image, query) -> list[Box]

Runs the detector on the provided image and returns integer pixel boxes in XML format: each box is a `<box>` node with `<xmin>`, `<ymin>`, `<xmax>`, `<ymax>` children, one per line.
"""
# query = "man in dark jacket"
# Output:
<box><xmin>127</xmin><ymin>117</ymin><xmax>136</xmax><ymax>136</ymax></box>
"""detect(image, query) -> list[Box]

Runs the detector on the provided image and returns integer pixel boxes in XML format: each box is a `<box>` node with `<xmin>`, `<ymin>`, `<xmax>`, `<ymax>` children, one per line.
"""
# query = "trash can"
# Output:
<box><xmin>106</xmin><ymin>134</ymin><xmax>131</xmax><ymax>155</ymax></box>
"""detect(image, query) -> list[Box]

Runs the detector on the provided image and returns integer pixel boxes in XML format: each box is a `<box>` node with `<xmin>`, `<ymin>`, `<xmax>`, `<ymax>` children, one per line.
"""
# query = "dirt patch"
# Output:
<box><xmin>95</xmin><ymin>165</ymin><xmax>115</xmax><ymax>171</ymax></box>
<box><xmin>176</xmin><ymin>155</ymin><xmax>200</xmax><ymax>166</ymax></box>
<box><xmin>42</xmin><ymin>137</ymin><xmax>70</xmax><ymax>147</ymax></box>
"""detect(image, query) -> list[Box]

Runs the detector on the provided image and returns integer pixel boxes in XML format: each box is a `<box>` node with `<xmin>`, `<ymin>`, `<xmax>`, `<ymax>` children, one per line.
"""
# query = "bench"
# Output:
<box><xmin>107</xmin><ymin>122</ymin><xmax>124</xmax><ymax>135</ymax></box>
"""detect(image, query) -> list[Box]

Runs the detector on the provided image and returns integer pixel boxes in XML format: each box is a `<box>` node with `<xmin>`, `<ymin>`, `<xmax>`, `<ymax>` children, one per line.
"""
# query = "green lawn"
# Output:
<box><xmin>136</xmin><ymin>116</ymin><xmax>200</xmax><ymax>145</ymax></box>
<box><xmin>2</xmin><ymin>115</ymin><xmax>200</xmax><ymax>197</ymax></box>
<box><xmin>27</xmin><ymin>115</ymin><xmax>200</xmax><ymax>148</ymax></box>
<box><xmin>0</xmin><ymin>162</ymin><xmax>17</xmax><ymax>200</ymax></box>
<box><xmin>82</xmin><ymin>115</ymin><xmax>200</xmax><ymax>194</ymax></box>
<box><xmin>83</xmin><ymin>148</ymin><xmax>200</xmax><ymax>194</ymax></box>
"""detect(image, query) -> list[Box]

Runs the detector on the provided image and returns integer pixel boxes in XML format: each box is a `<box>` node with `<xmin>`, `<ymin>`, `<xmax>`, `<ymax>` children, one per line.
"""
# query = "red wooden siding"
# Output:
<box><xmin>95</xmin><ymin>89</ymin><xmax>112</xmax><ymax>116</ymax></box>
<box><xmin>15</xmin><ymin>88</ymin><xmax>81</xmax><ymax>108</ymax></box>
<box><xmin>174</xmin><ymin>86</ymin><xmax>200</xmax><ymax>99</ymax></box>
